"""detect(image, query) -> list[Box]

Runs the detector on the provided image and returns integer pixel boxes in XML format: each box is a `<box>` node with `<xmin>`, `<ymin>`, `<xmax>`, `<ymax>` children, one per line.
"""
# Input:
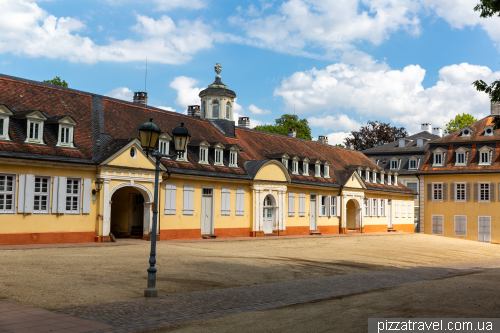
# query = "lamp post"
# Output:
<box><xmin>138</xmin><ymin>117</ymin><xmax>190</xmax><ymax>297</ymax></box>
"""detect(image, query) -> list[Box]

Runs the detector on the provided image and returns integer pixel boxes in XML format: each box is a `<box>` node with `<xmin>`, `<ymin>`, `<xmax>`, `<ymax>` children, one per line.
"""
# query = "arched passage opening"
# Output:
<box><xmin>346</xmin><ymin>198</ymin><xmax>361</xmax><ymax>231</ymax></box>
<box><xmin>110</xmin><ymin>187</ymin><xmax>145</xmax><ymax>238</ymax></box>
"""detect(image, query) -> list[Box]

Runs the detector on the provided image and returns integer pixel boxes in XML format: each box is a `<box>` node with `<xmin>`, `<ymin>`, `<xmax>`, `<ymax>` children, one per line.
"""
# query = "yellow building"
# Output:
<box><xmin>0</xmin><ymin>68</ymin><xmax>415</xmax><ymax>245</ymax></box>
<box><xmin>418</xmin><ymin>104</ymin><xmax>500</xmax><ymax>243</ymax></box>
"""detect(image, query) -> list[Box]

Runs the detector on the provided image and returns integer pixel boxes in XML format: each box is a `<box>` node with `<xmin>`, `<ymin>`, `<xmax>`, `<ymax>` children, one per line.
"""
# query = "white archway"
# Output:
<box><xmin>344</xmin><ymin>197</ymin><xmax>362</xmax><ymax>231</ymax></box>
<box><xmin>262</xmin><ymin>193</ymin><xmax>278</xmax><ymax>232</ymax></box>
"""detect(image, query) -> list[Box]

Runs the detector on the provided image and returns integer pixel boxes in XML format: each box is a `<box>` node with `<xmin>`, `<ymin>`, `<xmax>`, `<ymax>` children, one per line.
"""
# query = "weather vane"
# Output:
<box><xmin>214</xmin><ymin>63</ymin><xmax>222</xmax><ymax>78</ymax></box>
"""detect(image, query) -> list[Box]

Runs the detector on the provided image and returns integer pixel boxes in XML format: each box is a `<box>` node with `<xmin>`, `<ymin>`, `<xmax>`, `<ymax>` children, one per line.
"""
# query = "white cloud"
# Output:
<box><xmin>156</xmin><ymin>106</ymin><xmax>176</xmax><ymax>112</ymax></box>
<box><xmin>326</xmin><ymin>132</ymin><xmax>352</xmax><ymax>146</ymax></box>
<box><xmin>275</xmin><ymin>55</ymin><xmax>500</xmax><ymax>134</ymax></box>
<box><xmin>308</xmin><ymin>114</ymin><xmax>361</xmax><ymax>132</ymax></box>
<box><xmin>105</xmin><ymin>87</ymin><xmax>134</xmax><ymax>101</ymax></box>
<box><xmin>153</xmin><ymin>0</ymin><xmax>206</xmax><ymax>11</ymax></box>
<box><xmin>248</xmin><ymin>104</ymin><xmax>271</xmax><ymax>115</ymax></box>
<box><xmin>0</xmin><ymin>1</ymin><xmax>213</xmax><ymax>64</ymax></box>
<box><xmin>169</xmin><ymin>76</ymin><xmax>202</xmax><ymax>111</ymax></box>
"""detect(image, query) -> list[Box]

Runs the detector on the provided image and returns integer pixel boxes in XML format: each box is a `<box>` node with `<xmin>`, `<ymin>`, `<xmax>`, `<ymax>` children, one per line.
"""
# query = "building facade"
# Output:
<box><xmin>0</xmin><ymin>67</ymin><xmax>415</xmax><ymax>245</ymax></box>
<box><xmin>418</xmin><ymin>105</ymin><xmax>500</xmax><ymax>243</ymax></box>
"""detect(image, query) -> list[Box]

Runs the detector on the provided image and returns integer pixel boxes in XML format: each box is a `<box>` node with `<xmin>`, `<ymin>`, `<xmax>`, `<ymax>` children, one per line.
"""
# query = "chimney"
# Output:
<box><xmin>491</xmin><ymin>102</ymin><xmax>500</xmax><ymax>116</ymax></box>
<box><xmin>432</xmin><ymin>127</ymin><xmax>443</xmax><ymax>137</ymax></box>
<box><xmin>421</xmin><ymin>123</ymin><xmax>432</xmax><ymax>134</ymax></box>
<box><xmin>238</xmin><ymin>117</ymin><xmax>250</xmax><ymax>128</ymax></box>
<box><xmin>188</xmin><ymin>105</ymin><xmax>201</xmax><ymax>118</ymax></box>
<box><xmin>318</xmin><ymin>135</ymin><xmax>328</xmax><ymax>145</ymax></box>
<box><xmin>288</xmin><ymin>128</ymin><xmax>296</xmax><ymax>138</ymax></box>
<box><xmin>133</xmin><ymin>92</ymin><xmax>148</xmax><ymax>105</ymax></box>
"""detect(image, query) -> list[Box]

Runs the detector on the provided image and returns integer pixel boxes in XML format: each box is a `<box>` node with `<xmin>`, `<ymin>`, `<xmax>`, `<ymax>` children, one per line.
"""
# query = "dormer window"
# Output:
<box><xmin>409</xmin><ymin>158</ymin><xmax>418</xmax><ymax>170</ymax></box>
<box><xmin>455</xmin><ymin>147</ymin><xmax>468</xmax><ymax>167</ymax></box>
<box><xmin>0</xmin><ymin>106</ymin><xmax>12</xmax><ymax>141</ymax></box>
<box><xmin>478</xmin><ymin>146</ymin><xmax>493</xmax><ymax>166</ymax></box>
<box><xmin>485</xmin><ymin>127</ymin><xmax>494</xmax><ymax>136</ymax></box>
<box><xmin>303</xmin><ymin>162</ymin><xmax>309</xmax><ymax>176</ymax></box>
<box><xmin>434</xmin><ymin>152</ymin><xmax>443</xmax><ymax>166</ymax></box>
<box><xmin>324</xmin><ymin>165</ymin><xmax>330</xmax><ymax>178</ymax></box>
<box><xmin>387</xmin><ymin>174</ymin><xmax>392</xmax><ymax>185</ymax></box>
<box><xmin>398</xmin><ymin>139</ymin><xmax>406</xmax><ymax>148</ymax></box>
<box><xmin>390</xmin><ymin>159</ymin><xmax>399</xmax><ymax>170</ymax></box>
<box><xmin>199</xmin><ymin>147</ymin><xmax>208</xmax><ymax>164</ymax></box>
<box><xmin>372</xmin><ymin>171</ymin><xmax>377</xmax><ymax>182</ymax></box>
<box><xmin>282</xmin><ymin>159</ymin><xmax>288</xmax><ymax>169</ymax></box>
<box><xmin>380</xmin><ymin>173</ymin><xmax>385</xmax><ymax>184</ymax></box>
<box><xmin>417</xmin><ymin>138</ymin><xmax>424</xmax><ymax>147</ymax></box>
<box><xmin>159</xmin><ymin>140</ymin><xmax>169</xmax><ymax>155</ymax></box>
<box><xmin>27</xmin><ymin>120</ymin><xmax>43</xmax><ymax>143</ymax></box>
<box><xmin>292</xmin><ymin>161</ymin><xmax>298</xmax><ymax>174</ymax></box>
<box><xmin>215</xmin><ymin>148</ymin><xmax>223</xmax><ymax>166</ymax></box>
<box><xmin>315</xmin><ymin>164</ymin><xmax>321</xmax><ymax>177</ymax></box>
<box><xmin>394</xmin><ymin>175</ymin><xmax>398</xmax><ymax>185</ymax></box>
<box><xmin>462</xmin><ymin>128</ymin><xmax>471</xmax><ymax>137</ymax></box>
<box><xmin>365</xmin><ymin>170</ymin><xmax>370</xmax><ymax>182</ymax></box>
<box><xmin>229</xmin><ymin>151</ymin><xmax>238</xmax><ymax>167</ymax></box>
<box><xmin>178</xmin><ymin>149</ymin><xmax>188</xmax><ymax>162</ymax></box>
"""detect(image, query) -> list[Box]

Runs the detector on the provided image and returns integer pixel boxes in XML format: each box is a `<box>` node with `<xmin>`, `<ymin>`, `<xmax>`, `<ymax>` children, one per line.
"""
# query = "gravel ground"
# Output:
<box><xmin>1</xmin><ymin>233</ymin><xmax>499</xmax><ymax>309</ymax></box>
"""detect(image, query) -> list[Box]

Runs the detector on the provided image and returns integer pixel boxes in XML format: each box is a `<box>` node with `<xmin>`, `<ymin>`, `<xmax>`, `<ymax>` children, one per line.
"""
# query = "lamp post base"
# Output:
<box><xmin>144</xmin><ymin>288</ymin><xmax>158</xmax><ymax>297</ymax></box>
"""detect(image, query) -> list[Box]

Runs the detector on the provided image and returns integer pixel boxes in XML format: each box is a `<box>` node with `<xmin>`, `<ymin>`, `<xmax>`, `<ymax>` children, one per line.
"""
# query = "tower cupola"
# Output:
<box><xmin>198</xmin><ymin>63</ymin><xmax>236</xmax><ymax>121</ymax></box>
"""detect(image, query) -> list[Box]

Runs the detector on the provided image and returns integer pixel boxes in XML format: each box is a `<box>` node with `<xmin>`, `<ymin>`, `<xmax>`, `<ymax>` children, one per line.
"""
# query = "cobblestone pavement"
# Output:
<box><xmin>53</xmin><ymin>257</ymin><xmax>500</xmax><ymax>333</ymax></box>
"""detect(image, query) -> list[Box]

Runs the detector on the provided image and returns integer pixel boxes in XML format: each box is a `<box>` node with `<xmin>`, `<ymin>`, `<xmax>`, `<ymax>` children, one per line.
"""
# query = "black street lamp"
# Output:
<box><xmin>138</xmin><ymin>117</ymin><xmax>190</xmax><ymax>297</ymax></box>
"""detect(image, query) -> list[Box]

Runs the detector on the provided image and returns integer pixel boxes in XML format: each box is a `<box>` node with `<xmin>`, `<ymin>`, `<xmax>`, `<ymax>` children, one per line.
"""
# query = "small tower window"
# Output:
<box><xmin>215</xmin><ymin>148</ymin><xmax>223</xmax><ymax>165</ymax></box>
<box><xmin>202</xmin><ymin>101</ymin><xmax>206</xmax><ymax>118</ymax></box>
<box><xmin>212</xmin><ymin>100</ymin><xmax>219</xmax><ymax>118</ymax></box>
<box><xmin>226</xmin><ymin>102</ymin><xmax>231</xmax><ymax>119</ymax></box>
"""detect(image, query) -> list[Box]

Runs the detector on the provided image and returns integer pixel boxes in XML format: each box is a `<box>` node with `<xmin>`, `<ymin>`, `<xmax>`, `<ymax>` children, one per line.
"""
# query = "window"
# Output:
<box><xmin>387</xmin><ymin>175</ymin><xmax>392</xmax><ymax>185</ymax></box>
<box><xmin>330</xmin><ymin>196</ymin><xmax>336</xmax><ymax>216</ymax></box>
<box><xmin>215</xmin><ymin>149</ymin><xmax>223</xmax><ymax>165</ymax></box>
<box><xmin>379</xmin><ymin>199</ymin><xmax>385</xmax><ymax>216</ymax></box>
<box><xmin>292</xmin><ymin>161</ymin><xmax>298</xmax><ymax>174</ymax></box>
<box><xmin>371</xmin><ymin>198</ymin><xmax>377</xmax><ymax>216</ymax></box>
<box><xmin>164</xmin><ymin>184</ymin><xmax>176</xmax><ymax>215</ymax></box>
<box><xmin>409</xmin><ymin>159</ymin><xmax>417</xmax><ymax>169</ymax></box>
<box><xmin>0</xmin><ymin>174</ymin><xmax>15</xmax><ymax>213</ymax></box>
<box><xmin>199</xmin><ymin>147</ymin><xmax>208</xmax><ymax>164</ymax></box>
<box><xmin>416</xmin><ymin>138</ymin><xmax>424</xmax><ymax>147</ymax></box>
<box><xmin>27</xmin><ymin>120</ymin><xmax>43</xmax><ymax>143</ymax></box>
<box><xmin>201</xmin><ymin>101</ymin><xmax>206</xmax><ymax>118</ymax></box>
<box><xmin>235</xmin><ymin>188</ymin><xmax>244</xmax><ymax>216</ymax></box>
<box><xmin>395</xmin><ymin>200</ymin><xmax>399</xmax><ymax>218</ymax></box>
<box><xmin>178</xmin><ymin>149</ymin><xmax>187</xmax><ymax>162</ymax></box>
<box><xmin>480</xmin><ymin>182</ymin><xmax>490</xmax><ymax>202</ymax></box>
<box><xmin>303</xmin><ymin>162</ymin><xmax>309</xmax><ymax>176</ymax></box>
<box><xmin>130</xmin><ymin>147</ymin><xmax>136</xmax><ymax>158</ymax></box>
<box><xmin>433</xmin><ymin>183</ymin><xmax>443</xmax><ymax>201</ymax></box>
<box><xmin>431</xmin><ymin>215</ymin><xmax>444</xmax><ymax>235</ymax></box>
<box><xmin>456</xmin><ymin>152</ymin><xmax>465</xmax><ymax>165</ymax></box>
<box><xmin>212</xmin><ymin>100</ymin><xmax>219</xmax><ymax>118</ymax></box>
<box><xmin>407</xmin><ymin>201</ymin><xmax>412</xmax><ymax>218</ymax></box>
<box><xmin>390</xmin><ymin>160</ymin><xmax>398</xmax><ymax>170</ymax></box>
<box><xmin>315</xmin><ymin>165</ymin><xmax>321</xmax><ymax>177</ymax></box>
<box><xmin>221</xmin><ymin>187</ymin><xmax>231</xmax><ymax>216</ymax></box>
<box><xmin>455</xmin><ymin>183</ymin><xmax>465</xmax><ymax>202</ymax></box>
<box><xmin>324</xmin><ymin>165</ymin><xmax>330</xmax><ymax>178</ymax></box>
<box><xmin>226</xmin><ymin>102</ymin><xmax>231</xmax><ymax>119</ymax></box>
<box><xmin>299</xmin><ymin>193</ymin><xmax>305</xmax><ymax>217</ymax></box>
<box><xmin>282</xmin><ymin>159</ymin><xmax>288</xmax><ymax>169</ymax></box>
<box><xmin>34</xmin><ymin>177</ymin><xmax>50</xmax><ymax>213</ymax></box>
<box><xmin>58</xmin><ymin>126</ymin><xmax>73</xmax><ymax>147</ymax></box>
<box><xmin>230</xmin><ymin>151</ymin><xmax>238</xmax><ymax>167</ymax></box>
<box><xmin>406</xmin><ymin>182</ymin><xmax>418</xmax><ymax>200</ymax></box>
<box><xmin>433</xmin><ymin>153</ymin><xmax>443</xmax><ymax>166</ymax></box>
<box><xmin>0</xmin><ymin>116</ymin><xmax>10</xmax><ymax>140</ymax></box>
<box><xmin>485</xmin><ymin>127</ymin><xmax>494</xmax><ymax>136</ymax></box>
<box><xmin>454</xmin><ymin>216</ymin><xmax>467</xmax><ymax>236</ymax></box>
<box><xmin>372</xmin><ymin>171</ymin><xmax>377</xmax><ymax>183</ymax></box>
<box><xmin>182</xmin><ymin>185</ymin><xmax>194</xmax><ymax>215</ymax></box>
<box><xmin>462</xmin><ymin>128</ymin><xmax>471</xmax><ymax>137</ymax></box>
<box><xmin>65</xmin><ymin>179</ymin><xmax>80</xmax><ymax>213</ymax></box>
<box><xmin>479</xmin><ymin>216</ymin><xmax>491</xmax><ymax>242</ymax></box>
<box><xmin>320</xmin><ymin>196</ymin><xmax>327</xmax><ymax>216</ymax></box>
<box><xmin>402</xmin><ymin>201</ymin><xmax>406</xmax><ymax>217</ymax></box>
<box><xmin>480</xmin><ymin>151</ymin><xmax>490</xmax><ymax>165</ymax></box>
<box><xmin>0</xmin><ymin>118</ymin><xmax>3</xmax><ymax>137</ymax></box>
<box><xmin>288</xmin><ymin>193</ymin><xmax>295</xmax><ymax>217</ymax></box>
<box><xmin>365</xmin><ymin>170</ymin><xmax>370</xmax><ymax>182</ymax></box>
<box><xmin>363</xmin><ymin>198</ymin><xmax>369</xmax><ymax>216</ymax></box>
<box><xmin>159</xmin><ymin>140</ymin><xmax>169</xmax><ymax>155</ymax></box>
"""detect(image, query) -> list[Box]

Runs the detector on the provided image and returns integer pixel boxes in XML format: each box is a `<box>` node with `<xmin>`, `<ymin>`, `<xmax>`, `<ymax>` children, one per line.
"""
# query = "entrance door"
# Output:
<box><xmin>478</xmin><ymin>216</ymin><xmax>491</xmax><ymax>242</ymax></box>
<box><xmin>201</xmin><ymin>189</ymin><xmax>213</xmax><ymax>235</ymax></box>
<box><xmin>387</xmin><ymin>199</ymin><xmax>393</xmax><ymax>228</ymax></box>
<box><xmin>310</xmin><ymin>195</ymin><xmax>317</xmax><ymax>230</ymax></box>
<box><xmin>263</xmin><ymin>195</ymin><xmax>273</xmax><ymax>234</ymax></box>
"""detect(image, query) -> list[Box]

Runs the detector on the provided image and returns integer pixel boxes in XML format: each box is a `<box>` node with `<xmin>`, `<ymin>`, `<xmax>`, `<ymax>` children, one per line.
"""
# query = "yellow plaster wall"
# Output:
<box><xmin>362</xmin><ymin>193</ymin><xmax>414</xmax><ymax>226</ymax></box>
<box><xmin>344</xmin><ymin>174</ymin><xmax>364</xmax><ymax>189</ymax></box>
<box><xmin>106</xmin><ymin>144</ymin><xmax>155</xmax><ymax>170</ymax></box>
<box><xmin>254</xmin><ymin>164</ymin><xmax>287</xmax><ymax>182</ymax></box>
<box><xmin>0</xmin><ymin>164</ymin><xmax>97</xmax><ymax>234</ymax></box>
<box><xmin>423</xmin><ymin>174</ymin><xmax>500</xmax><ymax>243</ymax></box>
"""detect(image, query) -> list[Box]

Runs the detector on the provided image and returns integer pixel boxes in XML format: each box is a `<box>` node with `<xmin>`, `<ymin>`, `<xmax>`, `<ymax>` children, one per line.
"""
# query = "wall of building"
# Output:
<box><xmin>362</xmin><ymin>192</ymin><xmax>414</xmax><ymax>233</ymax></box>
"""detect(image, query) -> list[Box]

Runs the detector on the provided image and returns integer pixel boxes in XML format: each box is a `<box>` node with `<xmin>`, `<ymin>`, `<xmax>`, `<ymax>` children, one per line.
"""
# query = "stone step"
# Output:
<box><xmin>264</xmin><ymin>233</ymin><xmax>277</xmax><ymax>237</ymax></box>
<box><xmin>201</xmin><ymin>234</ymin><xmax>217</xmax><ymax>239</ymax></box>
<box><xmin>387</xmin><ymin>228</ymin><xmax>397</xmax><ymax>232</ymax></box>
<box><xmin>310</xmin><ymin>230</ymin><xmax>322</xmax><ymax>235</ymax></box>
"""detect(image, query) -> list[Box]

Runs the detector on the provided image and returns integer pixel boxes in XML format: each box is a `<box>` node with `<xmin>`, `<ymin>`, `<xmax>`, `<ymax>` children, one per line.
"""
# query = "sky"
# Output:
<box><xmin>1</xmin><ymin>0</ymin><xmax>500</xmax><ymax>145</ymax></box>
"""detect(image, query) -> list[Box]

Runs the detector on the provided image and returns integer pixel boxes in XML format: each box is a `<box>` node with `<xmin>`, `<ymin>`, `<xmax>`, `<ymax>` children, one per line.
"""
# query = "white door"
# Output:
<box><xmin>263</xmin><ymin>196</ymin><xmax>273</xmax><ymax>233</ymax></box>
<box><xmin>387</xmin><ymin>199</ymin><xmax>393</xmax><ymax>228</ymax></box>
<box><xmin>478</xmin><ymin>216</ymin><xmax>491</xmax><ymax>243</ymax></box>
<box><xmin>310</xmin><ymin>195</ymin><xmax>317</xmax><ymax>230</ymax></box>
<box><xmin>201</xmin><ymin>189</ymin><xmax>213</xmax><ymax>235</ymax></box>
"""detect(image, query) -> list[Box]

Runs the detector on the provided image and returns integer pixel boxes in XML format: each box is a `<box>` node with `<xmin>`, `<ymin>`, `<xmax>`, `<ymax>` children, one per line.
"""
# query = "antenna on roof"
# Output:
<box><xmin>145</xmin><ymin>58</ymin><xmax>147</xmax><ymax>92</ymax></box>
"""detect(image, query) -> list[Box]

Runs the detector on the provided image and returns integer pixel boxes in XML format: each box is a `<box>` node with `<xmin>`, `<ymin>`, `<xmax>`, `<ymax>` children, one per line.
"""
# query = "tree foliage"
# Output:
<box><xmin>344</xmin><ymin>120</ymin><xmax>407</xmax><ymax>151</ymax></box>
<box><xmin>334</xmin><ymin>143</ymin><xmax>345</xmax><ymax>148</ymax></box>
<box><xmin>43</xmin><ymin>76</ymin><xmax>68</xmax><ymax>88</ymax></box>
<box><xmin>474</xmin><ymin>0</ymin><xmax>500</xmax><ymax>17</ymax></box>
<box><xmin>253</xmin><ymin>114</ymin><xmax>312</xmax><ymax>140</ymax></box>
<box><xmin>445</xmin><ymin>113</ymin><xmax>477</xmax><ymax>133</ymax></box>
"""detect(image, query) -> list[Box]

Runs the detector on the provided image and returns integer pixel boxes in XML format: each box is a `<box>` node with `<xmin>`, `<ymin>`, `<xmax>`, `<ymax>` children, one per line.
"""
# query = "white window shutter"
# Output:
<box><xmin>402</xmin><ymin>201</ymin><xmax>406</xmax><ymax>218</ymax></box>
<box><xmin>385</xmin><ymin>200</ymin><xmax>388</xmax><ymax>217</ymax></box>
<box><xmin>408</xmin><ymin>201</ymin><xmax>412</xmax><ymax>218</ymax></box>
<box><xmin>378</xmin><ymin>199</ymin><xmax>382</xmax><ymax>216</ymax></box>
<box><xmin>82</xmin><ymin>178</ymin><xmax>91</xmax><ymax>214</ymax></box>
<box><xmin>395</xmin><ymin>200</ymin><xmax>399</xmax><ymax>218</ymax></box>
<box><xmin>327</xmin><ymin>196</ymin><xmax>331</xmax><ymax>216</ymax></box>
<box><xmin>52</xmin><ymin>177</ymin><xmax>59</xmax><ymax>213</ymax></box>
<box><xmin>164</xmin><ymin>184</ymin><xmax>176</xmax><ymax>215</ymax></box>
<box><xmin>318</xmin><ymin>195</ymin><xmax>323</xmax><ymax>216</ymax></box>
<box><xmin>368</xmin><ymin>199</ymin><xmax>372</xmax><ymax>216</ymax></box>
<box><xmin>183</xmin><ymin>185</ymin><xmax>194</xmax><ymax>215</ymax></box>
<box><xmin>336</xmin><ymin>196</ymin><xmax>341</xmax><ymax>217</ymax></box>
<box><xmin>18</xmin><ymin>174</ymin><xmax>26</xmax><ymax>213</ymax></box>
<box><xmin>236</xmin><ymin>188</ymin><xmax>244</xmax><ymax>216</ymax></box>
<box><xmin>221</xmin><ymin>187</ymin><xmax>230</xmax><ymax>216</ymax></box>
<box><xmin>299</xmin><ymin>193</ymin><xmax>305</xmax><ymax>216</ymax></box>
<box><xmin>24</xmin><ymin>174</ymin><xmax>35</xmax><ymax>214</ymax></box>
<box><xmin>288</xmin><ymin>193</ymin><xmax>295</xmax><ymax>217</ymax></box>
<box><xmin>57</xmin><ymin>177</ymin><xmax>67</xmax><ymax>213</ymax></box>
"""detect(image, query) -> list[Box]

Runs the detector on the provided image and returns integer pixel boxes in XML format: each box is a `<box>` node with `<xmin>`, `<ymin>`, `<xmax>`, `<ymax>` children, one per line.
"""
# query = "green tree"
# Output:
<box><xmin>445</xmin><ymin>113</ymin><xmax>477</xmax><ymax>133</ymax></box>
<box><xmin>254</xmin><ymin>114</ymin><xmax>312</xmax><ymax>140</ymax></box>
<box><xmin>334</xmin><ymin>143</ymin><xmax>345</xmax><ymax>148</ymax></box>
<box><xmin>472</xmin><ymin>1</ymin><xmax>500</xmax><ymax>107</ymax></box>
<box><xmin>43</xmin><ymin>76</ymin><xmax>68</xmax><ymax>88</ymax></box>
<box><xmin>344</xmin><ymin>120</ymin><xmax>407</xmax><ymax>151</ymax></box>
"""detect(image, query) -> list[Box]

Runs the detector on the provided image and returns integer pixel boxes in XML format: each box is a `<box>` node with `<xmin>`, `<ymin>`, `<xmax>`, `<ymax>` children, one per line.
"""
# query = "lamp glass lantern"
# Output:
<box><xmin>138</xmin><ymin>117</ymin><xmax>161</xmax><ymax>156</ymax></box>
<box><xmin>92</xmin><ymin>179</ymin><xmax>104</xmax><ymax>195</ymax></box>
<box><xmin>172</xmin><ymin>122</ymin><xmax>191</xmax><ymax>155</ymax></box>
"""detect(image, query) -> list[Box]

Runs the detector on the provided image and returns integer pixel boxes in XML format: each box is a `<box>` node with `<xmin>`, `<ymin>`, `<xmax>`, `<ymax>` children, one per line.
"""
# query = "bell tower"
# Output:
<box><xmin>199</xmin><ymin>63</ymin><xmax>237</xmax><ymax>122</ymax></box>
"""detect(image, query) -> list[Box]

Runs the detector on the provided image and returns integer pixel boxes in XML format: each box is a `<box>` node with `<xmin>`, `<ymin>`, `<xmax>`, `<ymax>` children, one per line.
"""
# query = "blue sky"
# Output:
<box><xmin>1</xmin><ymin>0</ymin><xmax>500</xmax><ymax>145</ymax></box>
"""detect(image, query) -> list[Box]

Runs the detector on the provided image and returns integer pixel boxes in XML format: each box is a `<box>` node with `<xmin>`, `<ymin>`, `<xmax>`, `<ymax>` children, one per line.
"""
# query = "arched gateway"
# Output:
<box><xmin>345</xmin><ymin>198</ymin><xmax>362</xmax><ymax>231</ymax></box>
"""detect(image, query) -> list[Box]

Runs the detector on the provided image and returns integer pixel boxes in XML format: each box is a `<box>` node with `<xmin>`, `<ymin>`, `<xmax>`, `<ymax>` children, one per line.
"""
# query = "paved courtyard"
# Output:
<box><xmin>1</xmin><ymin>233</ymin><xmax>500</xmax><ymax>332</ymax></box>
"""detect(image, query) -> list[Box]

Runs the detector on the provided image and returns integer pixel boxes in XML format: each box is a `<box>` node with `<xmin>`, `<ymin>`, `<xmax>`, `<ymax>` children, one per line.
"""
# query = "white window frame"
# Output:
<box><xmin>432</xmin><ymin>182</ymin><xmax>443</xmax><ymax>202</ymax></box>
<box><xmin>303</xmin><ymin>162</ymin><xmax>309</xmax><ymax>176</ymax></box>
<box><xmin>65</xmin><ymin>178</ymin><xmax>81</xmax><ymax>214</ymax></box>
<box><xmin>199</xmin><ymin>147</ymin><xmax>208</xmax><ymax>164</ymax></box>
<box><xmin>0</xmin><ymin>173</ymin><xmax>15</xmax><ymax>213</ymax></box>
<box><xmin>479</xmin><ymin>150</ymin><xmax>491</xmax><ymax>166</ymax></box>
<box><xmin>365</xmin><ymin>170</ymin><xmax>370</xmax><ymax>183</ymax></box>
<box><xmin>221</xmin><ymin>187</ymin><xmax>231</xmax><ymax>216</ymax></box>
<box><xmin>315</xmin><ymin>164</ymin><xmax>321</xmax><ymax>177</ymax></box>
<box><xmin>485</xmin><ymin>126</ymin><xmax>494</xmax><ymax>136</ymax></box>
<box><xmin>159</xmin><ymin>139</ymin><xmax>170</xmax><ymax>155</ymax></box>
<box><xmin>390</xmin><ymin>160</ymin><xmax>398</xmax><ymax>170</ymax></box>
<box><xmin>455</xmin><ymin>182</ymin><xmax>466</xmax><ymax>202</ymax></box>
<box><xmin>178</xmin><ymin>148</ymin><xmax>188</xmax><ymax>162</ymax></box>
<box><xmin>372</xmin><ymin>171</ymin><xmax>377</xmax><ymax>183</ymax></box>
<box><xmin>409</xmin><ymin>159</ymin><xmax>417</xmax><ymax>170</ymax></box>
<box><xmin>320</xmin><ymin>196</ymin><xmax>327</xmax><ymax>216</ymax></box>
<box><xmin>282</xmin><ymin>159</ymin><xmax>288</xmax><ymax>169</ymax></box>
<box><xmin>363</xmin><ymin>198</ymin><xmax>369</xmax><ymax>216</ymax></box>
<box><xmin>387</xmin><ymin>174</ymin><xmax>392</xmax><ymax>186</ymax></box>
<box><xmin>431</xmin><ymin>215</ymin><xmax>444</xmax><ymax>235</ymax></box>
<box><xmin>406</xmin><ymin>182</ymin><xmax>418</xmax><ymax>200</ymax></box>
<box><xmin>454</xmin><ymin>215</ymin><xmax>467</xmax><ymax>236</ymax></box>
<box><xmin>299</xmin><ymin>193</ymin><xmax>305</xmax><ymax>217</ymax></box>
<box><xmin>229</xmin><ymin>151</ymin><xmax>238</xmax><ymax>167</ymax></box>
<box><xmin>292</xmin><ymin>161</ymin><xmax>299</xmax><ymax>175</ymax></box>
<box><xmin>26</xmin><ymin>119</ymin><xmax>44</xmax><ymax>144</ymax></box>
<box><xmin>433</xmin><ymin>153</ymin><xmax>443</xmax><ymax>166</ymax></box>
<box><xmin>57</xmin><ymin>125</ymin><xmax>74</xmax><ymax>147</ymax></box>
<box><xmin>456</xmin><ymin>152</ymin><xmax>466</xmax><ymax>166</ymax></box>
<box><xmin>33</xmin><ymin>176</ymin><xmax>51</xmax><ymax>214</ymax></box>
<box><xmin>479</xmin><ymin>182</ymin><xmax>490</xmax><ymax>202</ymax></box>
<box><xmin>215</xmin><ymin>148</ymin><xmax>224</xmax><ymax>166</ymax></box>
<box><xmin>462</xmin><ymin>128</ymin><xmax>471</xmax><ymax>137</ymax></box>
<box><xmin>379</xmin><ymin>199</ymin><xmax>385</xmax><ymax>216</ymax></box>
<box><xmin>324</xmin><ymin>165</ymin><xmax>330</xmax><ymax>178</ymax></box>
<box><xmin>0</xmin><ymin>116</ymin><xmax>10</xmax><ymax>141</ymax></box>
<box><xmin>401</xmin><ymin>201</ymin><xmax>406</xmax><ymax>218</ymax></box>
<box><xmin>371</xmin><ymin>198</ymin><xmax>377</xmax><ymax>216</ymax></box>
<box><xmin>330</xmin><ymin>196</ymin><xmax>336</xmax><ymax>216</ymax></box>
<box><xmin>394</xmin><ymin>200</ymin><xmax>399</xmax><ymax>218</ymax></box>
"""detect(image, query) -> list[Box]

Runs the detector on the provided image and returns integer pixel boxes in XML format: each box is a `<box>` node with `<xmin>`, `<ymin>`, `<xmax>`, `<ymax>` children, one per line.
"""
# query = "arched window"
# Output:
<box><xmin>226</xmin><ymin>102</ymin><xmax>231</xmax><ymax>119</ymax></box>
<box><xmin>212</xmin><ymin>100</ymin><xmax>219</xmax><ymax>118</ymax></box>
<box><xmin>201</xmin><ymin>101</ymin><xmax>206</xmax><ymax>118</ymax></box>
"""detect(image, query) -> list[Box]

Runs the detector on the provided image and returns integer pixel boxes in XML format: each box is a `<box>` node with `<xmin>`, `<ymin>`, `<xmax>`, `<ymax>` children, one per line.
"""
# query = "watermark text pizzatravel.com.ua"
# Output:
<box><xmin>367</xmin><ymin>318</ymin><xmax>499</xmax><ymax>333</ymax></box>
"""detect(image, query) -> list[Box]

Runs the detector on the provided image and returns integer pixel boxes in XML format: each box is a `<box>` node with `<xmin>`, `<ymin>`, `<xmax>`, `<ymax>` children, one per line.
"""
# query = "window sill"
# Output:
<box><xmin>432</xmin><ymin>164</ymin><xmax>443</xmax><ymax>167</ymax></box>
<box><xmin>432</xmin><ymin>200</ymin><xmax>443</xmax><ymax>202</ymax></box>
<box><xmin>478</xmin><ymin>163</ymin><xmax>491</xmax><ymax>166</ymax></box>
<box><xmin>454</xmin><ymin>234</ymin><xmax>467</xmax><ymax>237</ymax></box>
<box><xmin>56</xmin><ymin>143</ymin><xmax>74</xmax><ymax>148</ymax></box>
<box><xmin>25</xmin><ymin>140</ymin><xmax>44</xmax><ymax>145</ymax></box>
<box><xmin>198</xmin><ymin>161</ymin><xmax>209</xmax><ymax>165</ymax></box>
<box><xmin>479</xmin><ymin>200</ymin><xmax>491</xmax><ymax>203</ymax></box>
